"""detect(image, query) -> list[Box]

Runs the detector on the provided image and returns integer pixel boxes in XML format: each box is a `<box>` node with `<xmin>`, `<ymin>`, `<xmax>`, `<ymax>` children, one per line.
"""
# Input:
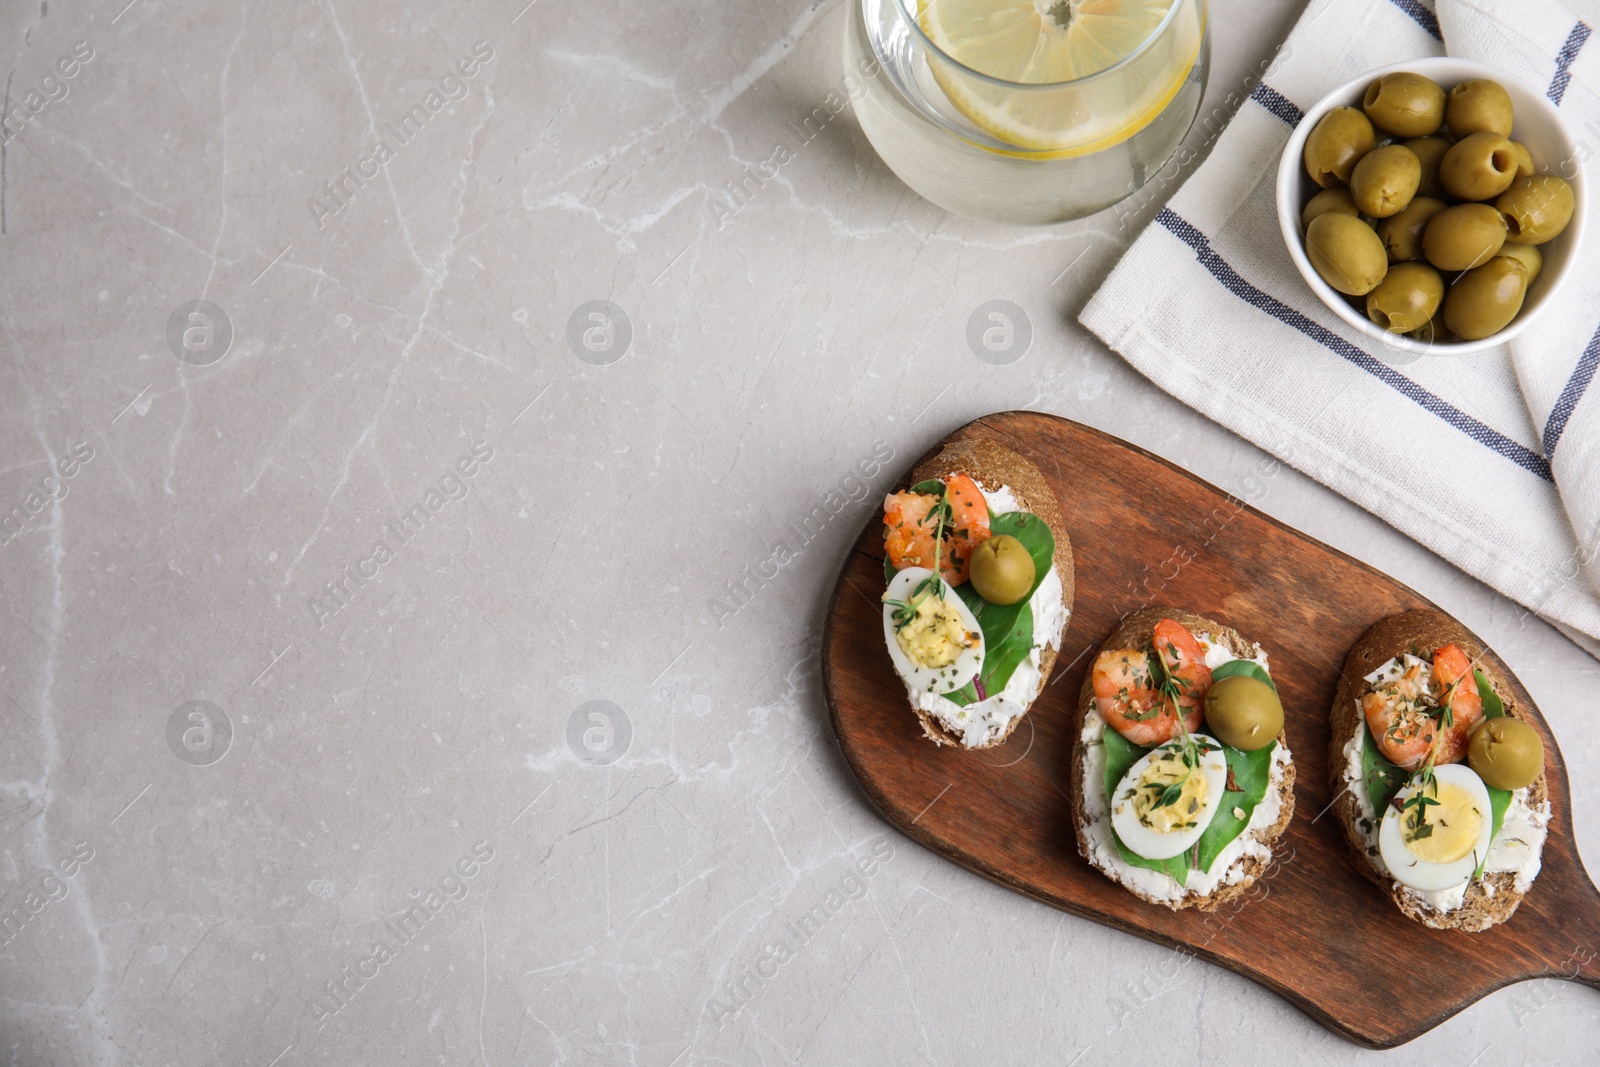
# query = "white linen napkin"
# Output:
<box><xmin>1081</xmin><ymin>0</ymin><xmax>1600</xmax><ymax>648</ymax></box>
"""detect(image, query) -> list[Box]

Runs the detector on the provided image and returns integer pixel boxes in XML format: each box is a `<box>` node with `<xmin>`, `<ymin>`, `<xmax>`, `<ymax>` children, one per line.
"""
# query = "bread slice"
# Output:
<box><xmin>1072</xmin><ymin>607</ymin><xmax>1296</xmax><ymax>911</ymax></box>
<box><xmin>891</xmin><ymin>437</ymin><xmax>1074</xmax><ymax>749</ymax></box>
<box><xmin>1329</xmin><ymin>610</ymin><xmax>1549</xmax><ymax>932</ymax></box>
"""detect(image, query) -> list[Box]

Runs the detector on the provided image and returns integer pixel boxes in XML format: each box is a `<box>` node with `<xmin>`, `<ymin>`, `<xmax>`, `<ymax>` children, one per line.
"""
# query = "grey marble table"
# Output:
<box><xmin>2</xmin><ymin>0</ymin><xmax>1595</xmax><ymax>1063</ymax></box>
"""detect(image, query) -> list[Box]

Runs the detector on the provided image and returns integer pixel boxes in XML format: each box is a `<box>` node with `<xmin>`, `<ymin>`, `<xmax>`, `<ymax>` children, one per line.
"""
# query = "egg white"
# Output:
<box><xmin>1110</xmin><ymin>735</ymin><xmax>1229</xmax><ymax>860</ymax></box>
<box><xmin>1379</xmin><ymin>762</ymin><xmax>1495</xmax><ymax>893</ymax></box>
<box><xmin>882</xmin><ymin>567</ymin><xmax>984</xmax><ymax>697</ymax></box>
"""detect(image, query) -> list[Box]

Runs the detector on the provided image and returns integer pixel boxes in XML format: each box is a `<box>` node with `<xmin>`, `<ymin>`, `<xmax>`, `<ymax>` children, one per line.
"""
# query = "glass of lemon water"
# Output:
<box><xmin>847</xmin><ymin>0</ymin><xmax>1209</xmax><ymax>224</ymax></box>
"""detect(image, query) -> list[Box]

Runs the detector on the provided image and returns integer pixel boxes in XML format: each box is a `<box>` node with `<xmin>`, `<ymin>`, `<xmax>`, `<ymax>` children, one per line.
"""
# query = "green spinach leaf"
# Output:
<box><xmin>945</xmin><ymin>512</ymin><xmax>1055</xmax><ymax>704</ymax></box>
<box><xmin>1473</xmin><ymin>669</ymin><xmax>1512</xmax><ymax>878</ymax></box>
<box><xmin>1361</xmin><ymin>724</ymin><xmax>1409</xmax><ymax>816</ymax></box>
<box><xmin>940</xmin><ymin>605</ymin><xmax>1032</xmax><ymax>707</ymax></box>
<box><xmin>1100</xmin><ymin>725</ymin><xmax>1278</xmax><ymax>879</ymax></box>
<box><xmin>1195</xmin><ymin>741</ymin><xmax>1277</xmax><ymax>873</ymax></box>
<box><xmin>1210</xmin><ymin>659</ymin><xmax>1277</xmax><ymax>692</ymax></box>
<box><xmin>1475</xmin><ymin>669</ymin><xmax>1505</xmax><ymax>720</ymax></box>
<box><xmin>1101</xmin><ymin>729</ymin><xmax>1188</xmax><ymax>885</ymax></box>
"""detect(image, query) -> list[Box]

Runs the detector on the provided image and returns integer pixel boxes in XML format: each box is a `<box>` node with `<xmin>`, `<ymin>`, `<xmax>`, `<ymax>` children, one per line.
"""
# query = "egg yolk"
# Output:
<box><xmin>894</xmin><ymin>594</ymin><xmax>978</xmax><ymax>669</ymax></box>
<box><xmin>1402</xmin><ymin>782</ymin><xmax>1483</xmax><ymax>864</ymax></box>
<box><xmin>1131</xmin><ymin>749</ymin><xmax>1209</xmax><ymax>834</ymax></box>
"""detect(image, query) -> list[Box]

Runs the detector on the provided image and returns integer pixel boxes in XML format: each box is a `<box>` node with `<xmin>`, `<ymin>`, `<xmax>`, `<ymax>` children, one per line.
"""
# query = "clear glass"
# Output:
<box><xmin>846</xmin><ymin>0</ymin><xmax>1210</xmax><ymax>225</ymax></box>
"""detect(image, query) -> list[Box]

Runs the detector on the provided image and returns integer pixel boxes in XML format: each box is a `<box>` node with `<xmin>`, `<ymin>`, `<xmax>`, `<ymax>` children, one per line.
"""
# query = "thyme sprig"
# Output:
<box><xmin>1145</xmin><ymin>639</ymin><xmax>1217</xmax><ymax>812</ymax></box>
<box><xmin>1431</xmin><ymin>648</ymin><xmax>1488</xmax><ymax>730</ymax></box>
<box><xmin>884</xmin><ymin>482</ymin><xmax>954</xmax><ymax>631</ymax></box>
<box><xmin>1434</xmin><ymin>675</ymin><xmax>1463</xmax><ymax>731</ymax></box>
<box><xmin>1399</xmin><ymin>757</ymin><xmax>1440</xmax><ymax>844</ymax></box>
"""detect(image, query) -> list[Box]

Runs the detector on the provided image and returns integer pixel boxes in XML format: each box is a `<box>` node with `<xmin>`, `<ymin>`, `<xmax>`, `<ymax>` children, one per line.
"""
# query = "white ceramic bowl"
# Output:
<box><xmin>1276</xmin><ymin>57</ymin><xmax>1586</xmax><ymax>356</ymax></box>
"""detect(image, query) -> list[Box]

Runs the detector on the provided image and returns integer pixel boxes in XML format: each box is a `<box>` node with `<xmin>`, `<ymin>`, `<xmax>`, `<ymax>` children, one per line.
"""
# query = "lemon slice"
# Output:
<box><xmin>918</xmin><ymin>0</ymin><xmax>1195</xmax><ymax>154</ymax></box>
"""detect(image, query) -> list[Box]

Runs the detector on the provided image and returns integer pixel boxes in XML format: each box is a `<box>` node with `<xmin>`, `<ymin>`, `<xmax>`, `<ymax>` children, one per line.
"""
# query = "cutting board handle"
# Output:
<box><xmin>1570</xmin><ymin>899</ymin><xmax>1600</xmax><ymax>989</ymax></box>
<box><xmin>1577</xmin><ymin>953</ymin><xmax>1600</xmax><ymax>988</ymax></box>
<box><xmin>1553</xmin><ymin>942</ymin><xmax>1600</xmax><ymax>989</ymax></box>
<box><xmin>1547</xmin><ymin>864</ymin><xmax>1600</xmax><ymax>989</ymax></box>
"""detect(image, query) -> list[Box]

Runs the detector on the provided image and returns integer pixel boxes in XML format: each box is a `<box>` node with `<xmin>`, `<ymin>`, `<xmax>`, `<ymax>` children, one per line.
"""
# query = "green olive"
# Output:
<box><xmin>1443</xmin><ymin>257</ymin><xmax>1529</xmax><ymax>341</ymax></box>
<box><xmin>1440</xmin><ymin>132</ymin><xmax>1520</xmax><ymax>201</ymax></box>
<box><xmin>1363</xmin><ymin>72</ymin><xmax>1446</xmax><ymax>138</ymax></box>
<box><xmin>1351</xmin><ymin>145</ymin><xmax>1421</xmax><ymax>217</ymax></box>
<box><xmin>1467</xmin><ymin>717</ymin><xmax>1544</xmax><ymax>790</ymax></box>
<box><xmin>1507</xmin><ymin>141</ymin><xmax>1535</xmax><ymax>179</ymax></box>
<box><xmin>1301</xmin><ymin>187</ymin><xmax>1360</xmax><ymax>230</ymax></box>
<box><xmin>1366</xmin><ymin>262</ymin><xmax>1444</xmax><ymax>334</ymax></box>
<box><xmin>1495</xmin><ymin>242</ymin><xmax>1543</xmax><ymax>284</ymax></box>
<box><xmin>968</xmin><ymin>534</ymin><xmax>1035</xmax><ymax>605</ymax></box>
<box><xmin>1304</xmin><ymin>106</ymin><xmax>1377</xmax><ymax>187</ymax></box>
<box><xmin>1423</xmin><ymin>202</ymin><xmax>1507</xmax><ymax>271</ymax></box>
<box><xmin>1403</xmin><ymin>136</ymin><xmax>1451</xmax><ymax>198</ymax></box>
<box><xmin>1497</xmin><ymin>174</ymin><xmax>1575</xmax><ymax>244</ymax></box>
<box><xmin>1375</xmin><ymin>196</ymin><xmax>1448</xmax><ymax>262</ymax></box>
<box><xmin>1305</xmin><ymin>213</ymin><xmax>1388</xmax><ymax>295</ymax></box>
<box><xmin>1407</xmin><ymin>317</ymin><xmax>1452</xmax><ymax>344</ymax></box>
<box><xmin>1447</xmin><ymin>78</ymin><xmax>1515</xmax><ymax>138</ymax></box>
<box><xmin>1203</xmin><ymin>675</ymin><xmax>1283</xmax><ymax>752</ymax></box>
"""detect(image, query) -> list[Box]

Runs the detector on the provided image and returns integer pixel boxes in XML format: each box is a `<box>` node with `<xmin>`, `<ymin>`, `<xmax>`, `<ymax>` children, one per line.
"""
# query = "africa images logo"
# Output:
<box><xmin>0</xmin><ymin>41</ymin><xmax>94</xmax><ymax>146</ymax></box>
<box><xmin>0</xmin><ymin>842</ymin><xmax>95</xmax><ymax>947</ymax></box>
<box><xmin>708</xmin><ymin>839</ymin><xmax>894</xmax><ymax>1027</ymax></box>
<box><xmin>707</xmin><ymin>440</ymin><xmax>894</xmax><ymax>629</ymax></box>
<box><xmin>307</xmin><ymin>841</ymin><xmax>495</xmax><ymax>1030</ymax></box>
<box><xmin>306</xmin><ymin>442</ymin><xmax>493</xmax><ymax>628</ymax></box>
<box><xmin>0</xmin><ymin>441</ymin><xmax>95</xmax><ymax>548</ymax></box>
<box><xmin>306</xmin><ymin>41</ymin><xmax>495</xmax><ymax>230</ymax></box>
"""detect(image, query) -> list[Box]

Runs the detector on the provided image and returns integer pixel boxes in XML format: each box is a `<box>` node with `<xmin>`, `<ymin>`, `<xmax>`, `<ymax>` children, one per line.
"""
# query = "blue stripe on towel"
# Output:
<box><xmin>1250</xmin><ymin>83</ymin><xmax>1303</xmax><ymax>126</ymax></box>
<box><xmin>1543</xmin><ymin>322</ymin><xmax>1600</xmax><ymax>458</ymax></box>
<box><xmin>1389</xmin><ymin>0</ymin><xmax>1442</xmax><ymax>40</ymax></box>
<box><xmin>1155</xmin><ymin>207</ymin><xmax>1554</xmax><ymax>482</ymax></box>
<box><xmin>1548</xmin><ymin>21</ymin><xmax>1593</xmax><ymax>104</ymax></box>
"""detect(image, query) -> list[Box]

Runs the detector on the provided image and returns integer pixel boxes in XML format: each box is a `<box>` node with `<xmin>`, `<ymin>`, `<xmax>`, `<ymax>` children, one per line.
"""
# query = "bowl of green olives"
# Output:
<box><xmin>1277</xmin><ymin>58</ymin><xmax>1585</xmax><ymax>355</ymax></box>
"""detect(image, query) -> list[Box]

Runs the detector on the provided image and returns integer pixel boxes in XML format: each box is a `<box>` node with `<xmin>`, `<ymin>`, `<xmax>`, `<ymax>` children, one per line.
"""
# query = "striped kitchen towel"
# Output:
<box><xmin>1082</xmin><ymin>0</ymin><xmax>1600</xmax><ymax>650</ymax></box>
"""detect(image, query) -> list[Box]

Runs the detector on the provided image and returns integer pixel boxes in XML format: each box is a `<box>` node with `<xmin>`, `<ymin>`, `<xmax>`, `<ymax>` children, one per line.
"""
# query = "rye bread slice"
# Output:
<box><xmin>895</xmin><ymin>438</ymin><xmax>1075</xmax><ymax>749</ymax></box>
<box><xmin>1329</xmin><ymin>610</ymin><xmax>1548</xmax><ymax>932</ymax></box>
<box><xmin>1072</xmin><ymin>607</ymin><xmax>1296</xmax><ymax>912</ymax></box>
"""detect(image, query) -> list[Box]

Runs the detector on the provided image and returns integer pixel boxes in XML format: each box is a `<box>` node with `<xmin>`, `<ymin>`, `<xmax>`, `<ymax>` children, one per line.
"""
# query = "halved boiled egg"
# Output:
<box><xmin>1111</xmin><ymin>735</ymin><xmax>1229</xmax><ymax>860</ymax></box>
<box><xmin>1379</xmin><ymin>762</ymin><xmax>1494</xmax><ymax>893</ymax></box>
<box><xmin>882</xmin><ymin>567</ymin><xmax>984</xmax><ymax>696</ymax></box>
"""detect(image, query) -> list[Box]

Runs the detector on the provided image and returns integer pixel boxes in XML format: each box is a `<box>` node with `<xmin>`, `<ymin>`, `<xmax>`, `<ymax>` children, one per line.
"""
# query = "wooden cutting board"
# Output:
<box><xmin>820</xmin><ymin>411</ymin><xmax>1599</xmax><ymax>1048</ymax></box>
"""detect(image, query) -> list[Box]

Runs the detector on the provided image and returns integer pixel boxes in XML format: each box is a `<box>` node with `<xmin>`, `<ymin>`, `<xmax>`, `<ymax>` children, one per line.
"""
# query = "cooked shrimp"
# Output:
<box><xmin>1093</xmin><ymin>648</ymin><xmax>1160</xmax><ymax>741</ymax></box>
<box><xmin>883</xmin><ymin>491</ymin><xmax>936</xmax><ymax>574</ymax></box>
<box><xmin>1364</xmin><ymin>645</ymin><xmax>1486</xmax><ymax>769</ymax></box>
<box><xmin>882</xmin><ymin>474</ymin><xmax>991</xmax><ymax>585</ymax></box>
<box><xmin>1153</xmin><ymin>618</ymin><xmax>1213</xmax><ymax>715</ymax></box>
<box><xmin>1093</xmin><ymin>619</ymin><xmax>1210</xmax><ymax>746</ymax></box>
<box><xmin>1428</xmin><ymin>643</ymin><xmax>1484</xmax><ymax>765</ymax></box>
<box><xmin>1363</xmin><ymin>662</ymin><xmax>1439</xmax><ymax>770</ymax></box>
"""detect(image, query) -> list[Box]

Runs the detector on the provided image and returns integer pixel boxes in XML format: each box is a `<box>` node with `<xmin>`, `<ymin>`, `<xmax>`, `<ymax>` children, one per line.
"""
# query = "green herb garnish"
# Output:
<box><xmin>882</xmin><ymin>481</ymin><xmax>954</xmax><ymax>632</ymax></box>
<box><xmin>1399</xmin><ymin>757</ymin><xmax>1440</xmax><ymax>845</ymax></box>
<box><xmin>1144</xmin><ymin>639</ymin><xmax>1215</xmax><ymax>803</ymax></box>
